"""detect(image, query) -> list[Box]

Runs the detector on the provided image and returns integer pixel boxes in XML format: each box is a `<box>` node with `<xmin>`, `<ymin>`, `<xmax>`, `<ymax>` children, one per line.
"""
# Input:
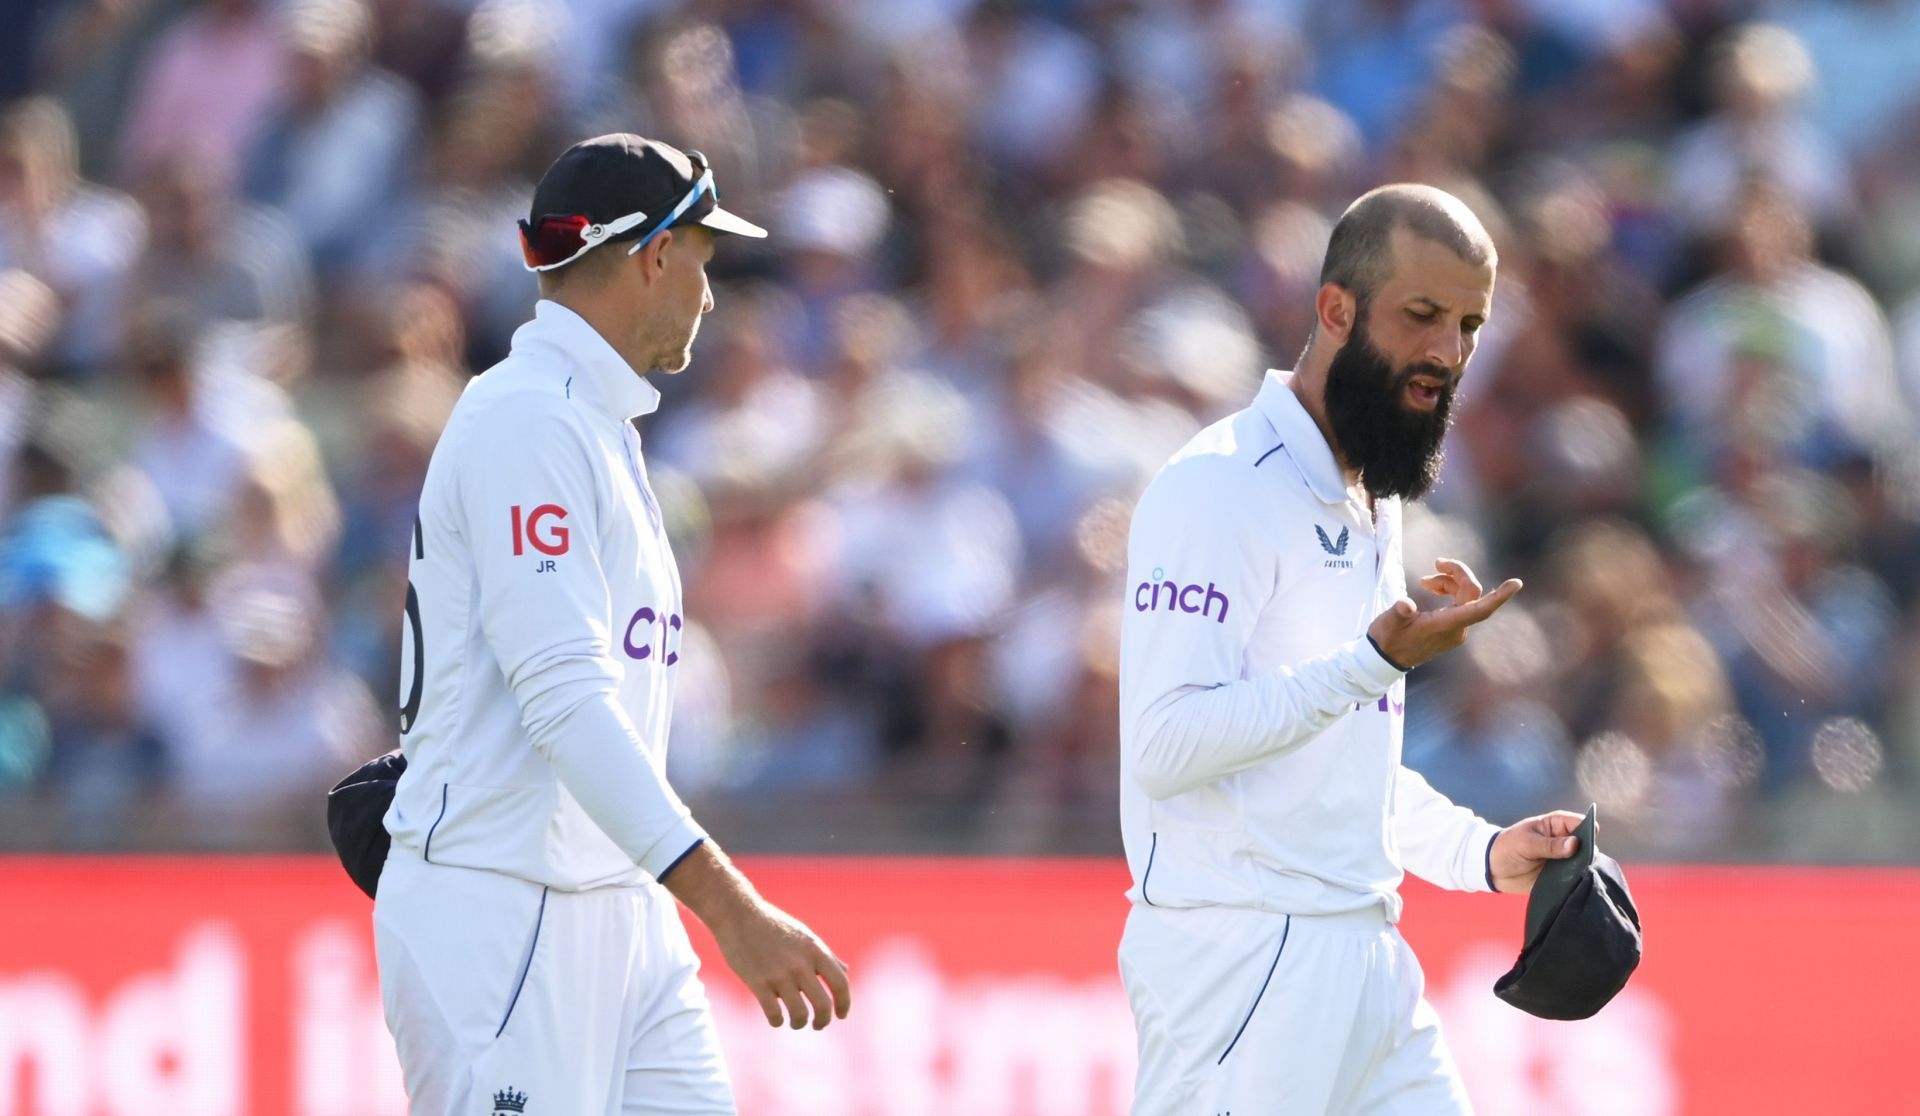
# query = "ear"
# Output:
<box><xmin>633</xmin><ymin>229</ymin><xmax>675</xmax><ymax>285</ymax></box>
<box><xmin>1314</xmin><ymin>282</ymin><xmax>1357</xmax><ymax>345</ymax></box>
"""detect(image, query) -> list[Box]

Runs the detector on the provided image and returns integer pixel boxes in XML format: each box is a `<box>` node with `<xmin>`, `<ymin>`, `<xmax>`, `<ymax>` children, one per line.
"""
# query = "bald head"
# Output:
<box><xmin>1292</xmin><ymin>185</ymin><xmax>1498</xmax><ymax>501</ymax></box>
<box><xmin>1319</xmin><ymin>184</ymin><xmax>1496</xmax><ymax>308</ymax></box>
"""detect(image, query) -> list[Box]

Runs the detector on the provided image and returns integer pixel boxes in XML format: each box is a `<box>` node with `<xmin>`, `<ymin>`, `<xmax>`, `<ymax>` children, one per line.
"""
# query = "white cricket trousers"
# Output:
<box><xmin>1119</xmin><ymin>902</ymin><xmax>1472</xmax><ymax>1116</ymax></box>
<box><xmin>373</xmin><ymin>851</ymin><xmax>736</xmax><ymax>1115</ymax></box>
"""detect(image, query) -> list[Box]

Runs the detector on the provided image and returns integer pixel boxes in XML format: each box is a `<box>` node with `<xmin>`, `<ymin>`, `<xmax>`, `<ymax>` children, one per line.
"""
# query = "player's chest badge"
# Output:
<box><xmin>1316</xmin><ymin>524</ymin><xmax>1355</xmax><ymax>570</ymax></box>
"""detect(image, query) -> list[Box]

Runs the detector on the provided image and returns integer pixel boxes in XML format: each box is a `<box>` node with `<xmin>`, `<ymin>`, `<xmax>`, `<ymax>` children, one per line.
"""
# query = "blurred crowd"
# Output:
<box><xmin>2</xmin><ymin>0</ymin><xmax>1918</xmax><ymax>859</ymax></box>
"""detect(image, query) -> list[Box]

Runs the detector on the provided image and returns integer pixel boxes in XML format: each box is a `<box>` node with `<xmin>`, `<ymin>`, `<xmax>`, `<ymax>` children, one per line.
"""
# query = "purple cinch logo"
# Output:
<box><xmin>1133</xmin><ymin>566</ymin><xmax>1229</xmax><ymax>624</ymax></box>
<box><xmin>623</xmin><ymin>606</ymin><xmax>683</xmax><ymax>665</ymax></box>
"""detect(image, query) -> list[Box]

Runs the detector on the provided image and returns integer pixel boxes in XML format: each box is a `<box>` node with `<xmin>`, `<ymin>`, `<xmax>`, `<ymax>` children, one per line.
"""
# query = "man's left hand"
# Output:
<box><xmin>1489</xmin><ymin>811</ymin><xmax>1588</xmax><ymax>894</ymax></box>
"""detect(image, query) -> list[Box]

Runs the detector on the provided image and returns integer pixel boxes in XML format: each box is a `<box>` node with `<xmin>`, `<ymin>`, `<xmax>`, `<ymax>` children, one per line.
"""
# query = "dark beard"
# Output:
<box><xmin>1321</xmin><ymin>315</ymin><xmax>1455</xmax><ymax>501</ymax></box>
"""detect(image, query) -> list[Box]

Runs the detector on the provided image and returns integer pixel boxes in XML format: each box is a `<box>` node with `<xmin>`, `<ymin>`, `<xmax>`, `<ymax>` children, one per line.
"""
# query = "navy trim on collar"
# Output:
<box><xmin>1249</xmin><ymin>369</ymin><xmax>1348</xmax><ymax>505</ymax></box>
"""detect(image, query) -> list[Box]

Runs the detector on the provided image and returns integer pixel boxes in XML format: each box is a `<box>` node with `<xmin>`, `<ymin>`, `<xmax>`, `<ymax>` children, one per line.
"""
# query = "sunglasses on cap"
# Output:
<box><xmin>518</xmin><ymin>151</ymin><xmax>717</xmax><ymax>273</ymax></box>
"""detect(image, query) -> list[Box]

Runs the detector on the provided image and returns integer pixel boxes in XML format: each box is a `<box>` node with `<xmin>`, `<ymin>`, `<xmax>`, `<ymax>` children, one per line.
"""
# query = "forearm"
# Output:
<box><xmin>1393</xmin><ymin>766</ymin><xmax>1501</xmax><ymax>892</ymax></box>
<box><xmin>659</xmin><ymin>839</ymin><xmax>761</xmax><ymax>932</ymax></box>
<box><xmin>1132</xmin><ymin>636</ymin><xmax>1403</xmax><ymax>799</ymax></box>
<box><xmin>524</xmin><ymin>675</ymin><xmax>706</xmax><ymax>880</ymax></box>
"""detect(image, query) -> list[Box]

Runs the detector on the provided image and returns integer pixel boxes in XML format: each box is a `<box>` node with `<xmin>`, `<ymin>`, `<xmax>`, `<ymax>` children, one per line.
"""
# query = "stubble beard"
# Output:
<box><xmin>657</xmin><ymin>342</ymin><xmax>695</xmax><ymax>374</ymax></box>
<box><xmin>643</xmin><ymin>317</ymin><xmax>701</xmax><ymax>374</ymax></box>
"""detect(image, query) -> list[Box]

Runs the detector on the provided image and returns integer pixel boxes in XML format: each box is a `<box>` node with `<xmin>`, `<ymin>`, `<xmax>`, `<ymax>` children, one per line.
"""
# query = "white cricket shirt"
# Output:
<box><xmin>1119</xmin><ymin>369</ymin><xmax>1501</xmax><ymax>921</ymax></box>
<box><xmin>384</xmin><ymin>300</ymin><xmax>705</xmax><ymax>892</ymax></box>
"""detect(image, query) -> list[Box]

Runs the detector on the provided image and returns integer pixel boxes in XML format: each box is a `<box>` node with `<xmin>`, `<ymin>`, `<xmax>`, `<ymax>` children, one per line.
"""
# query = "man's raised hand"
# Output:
<box><xmin>1368</xmin><ymin>558</ymin><xmax>1521</xmax><ymax>670</ymax></box>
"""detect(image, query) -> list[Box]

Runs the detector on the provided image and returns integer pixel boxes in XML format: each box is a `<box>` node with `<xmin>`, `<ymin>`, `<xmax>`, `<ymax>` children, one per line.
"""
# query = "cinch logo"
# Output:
<box><xmin>1355</xmin><ymin>693</ymin><xmax>1406</xmax><ymax>714</ymax></box>
<box><xmin>623</xmin><ymin>606</ymin><xmax>683</xmax><ymax>665</ymax></box>
<box><xmin>511</xmin><ymin>504</ymin><xmax>570</xmax><ymax>556</ymax></box>
<box><xmin>1133</xmin><ymin>566</ymin><xmax>1229</xmax><ymax>624</ymax></box>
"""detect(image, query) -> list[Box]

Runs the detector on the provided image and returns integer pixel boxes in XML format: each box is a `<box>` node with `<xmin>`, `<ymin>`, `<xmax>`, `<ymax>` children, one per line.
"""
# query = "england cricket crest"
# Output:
<box><xmin>493</xmin><ymin>1087</ymin><xmax>528</xmax><ymax>1114</ymax></box>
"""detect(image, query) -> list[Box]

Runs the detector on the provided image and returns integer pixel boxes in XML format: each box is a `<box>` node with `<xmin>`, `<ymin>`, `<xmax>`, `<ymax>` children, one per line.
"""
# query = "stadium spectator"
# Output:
<box><xmin>1684</xmin><ymin>468</ymin><xmax>1899</xmax><ymax>794</ymax></box>
<box><xmin>241</xmin><ymin>0</ymin><xmax>419</xmax><ymax>276</ymax></box>
<box><xmin>165</xmin><ymin>563</ymin><xmax>381</xmax><ymax>846</ymax></box>
<box><xmin>124</xmin><ymin>303</ymin><xmax>252</xmax><ymax>545</ymax></box>
<box><xmin>115</xmin><ymin>0</ymin><xmax>286</xmax><ymax>190</ymax></box>
<box><xmin>0</xmin><ymin>96</ymin><xmax>144</xmax><ymax>374</ymax></box>
<box><xmin>1665</xmin><ymin>22</ymin><xmax>1851</xmax><ymax>236</ymax></box>
<box><xmin>34</xmin><ymin>618</ymin><xmax>167</xmax><ymax>848</ymax></box>
<box><xmin>1655</xmin><ymin>180</ymin><xmax>1911</xmax><ymax>478</ymax></box>
<box><xmin>5</xmin><ymin>0</ymin><xmax>1918</xmax><ymax>858</ymax></box>
<box><xmin>127</xmin><ymin>151</ymin><xmax>313</xmax><ymax>332</ymax></box>
<box><xmin>0</xmin><ymin>270</ymin><xmax>59</xmax><ymax>519</ymax></box>
<box><xmin>1777</xmin><ymin>0</ymin><xmax>1920</xmax><ymax>165</ymax></box>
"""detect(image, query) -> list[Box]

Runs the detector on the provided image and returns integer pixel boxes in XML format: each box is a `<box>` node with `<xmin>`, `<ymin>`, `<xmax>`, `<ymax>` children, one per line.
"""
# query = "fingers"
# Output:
<box><xmin>1433</xmin><ymin>558</ymin><xmax>1484</xmax><ymax>601</ymax></box>
<box><xmin>795</xmin><ymin>966</ymin><xmax>833</xmax><ymax>1030</ymax></box>
<box><xmin>722</xmin><ymin>904</ymin><xmax>849</xmax><ymax>1030</ymax></box>
<box><xmin>1544</xmin><ymin>810</ymin><xmax>1586</xmax><ymax>857</ymax></box>
<box><xmin>1412</xmin><ymin>577</ymin><xmax>1519</xmax><ymax>639</ymax></box>
<box><xmin>1538</xmin><ymin>810</ymin><xmax>1586</xmax><ymax>838</ymax></box>
<box><xmin>1527</xmin><ymin>814</ymin><xmax>1581</xmax><ymax>858</ymax></box>
<box><xmin>1538</xmin><ymin>830</ymin><xmax>1577</xmax><ymax>857</ymax></box>
<box><xmin>770</xmin><ymin>952</ymin><xmax>850</xmax><ymax>1031</ymax></box>
<box><xmin>821</xmin><ymin>953</ymin><xmax>853</xmax><ymax>1021</ymax></box>
<box><xmin>1375</xmin><ymin>570</ymin><xmax>1520</xmax><ymax>667</ymax></box>
<box><xmin>1455</xmin><ymin>578</ymin><xmax>1522</xmax><ymax>624</ymax></box>
<box><xmin>1512</xmin><ymin>828</ymin><xmax>1571</xmax><ymax>862</ymax></box>
<box><xmin>1544</xmin><ymin>834</ymin><xmax>1577</xmax><ymax>857</ymax></box>
<box><xmin>754</xmin><ymin>987</ymin><xmax>783</xmax><ymax>1028</ymax></box>
<box><xmin>773</xmin><ymin>981</ymin><xmax>811</xmax><ymax>1030</ymax></box>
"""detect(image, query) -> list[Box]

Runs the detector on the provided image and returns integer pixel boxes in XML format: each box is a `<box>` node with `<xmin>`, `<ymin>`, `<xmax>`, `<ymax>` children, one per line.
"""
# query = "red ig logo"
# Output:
<box><xmin>511</xmin><ymin>504</ymin><xmax>570</xmax><ymax>556</ymax></box>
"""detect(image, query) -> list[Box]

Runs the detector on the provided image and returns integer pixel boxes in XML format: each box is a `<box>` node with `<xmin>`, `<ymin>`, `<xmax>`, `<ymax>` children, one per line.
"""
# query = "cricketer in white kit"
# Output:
<box><xmin>1117</xmin><ymin>185</ymin><xmax>1585</xmax><ymax>1115</ymax></box>
<box><xmin>375</xmin><ymin>135</ymin><xmax>851</xmax><ymax>1116</ymax></box>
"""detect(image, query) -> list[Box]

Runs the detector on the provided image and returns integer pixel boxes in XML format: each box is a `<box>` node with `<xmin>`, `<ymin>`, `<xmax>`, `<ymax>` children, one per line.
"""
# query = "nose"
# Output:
<box><xmin>1426</xmin><ymin>327</ymin><xmax>1466</xmax><ymax>371</ymax></box>
<box><xmin>700</xmin><ymin>276</ymin><xmax>714</xmax><ymax>315</ymax></box>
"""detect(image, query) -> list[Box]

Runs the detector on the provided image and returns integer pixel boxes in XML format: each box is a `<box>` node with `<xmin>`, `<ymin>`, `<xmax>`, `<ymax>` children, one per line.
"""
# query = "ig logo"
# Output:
<box><xmin>510</xmin><ymin>504</ymin><xmax>569</xmax><ymax>559</ymax></box>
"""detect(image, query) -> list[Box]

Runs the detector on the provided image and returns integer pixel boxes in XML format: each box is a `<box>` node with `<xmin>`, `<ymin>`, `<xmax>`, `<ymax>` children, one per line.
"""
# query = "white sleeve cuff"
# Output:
<box><xmin>648</xmin><ymin>831</ymin><xmax>709</xmax><ymax>884</ymax></box>
<box><xmin>1345</xmin><ymin>635</ymin><xmax>1408</xmax><ymax>694</ymax></box>
<box><xmin>636</xmin><ymin>817</ymin><xmax>709</xmax><ymax>882</ymax></box>
<box><xmin>1474</xmin><ymin>822</ymin><xmax>1504</xmax><ymax>892</ymax></box>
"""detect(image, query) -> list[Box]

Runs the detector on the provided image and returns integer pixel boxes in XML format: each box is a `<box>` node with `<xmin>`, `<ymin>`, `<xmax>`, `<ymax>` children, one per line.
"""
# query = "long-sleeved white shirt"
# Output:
<box><xmin>383</xmin><ymin>300</ymin><xmax>705</xmax><ymax>892</ymax></box>
<box><xmin>1119</xmin><ymin>369</ymin><xmax>1501</xmax><ymax>921</ymax></box>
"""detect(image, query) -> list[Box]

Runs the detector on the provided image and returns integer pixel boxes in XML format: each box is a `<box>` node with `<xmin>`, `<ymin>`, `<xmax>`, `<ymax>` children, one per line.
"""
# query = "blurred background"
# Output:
<box><xmin>5</xmin><ymin>0</ymin><xmax>1919</xmax><ymax>863</ymax></box>
<box><xmin>4</xmin><ymin>1</ymin><xmax>1920</xmax><ymax>1112</ymax></box>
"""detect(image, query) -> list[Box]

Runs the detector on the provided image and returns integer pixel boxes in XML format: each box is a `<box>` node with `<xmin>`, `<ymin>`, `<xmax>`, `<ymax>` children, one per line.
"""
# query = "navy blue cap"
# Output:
<box><xmin>527</xmin><ymin>133</ymin><xmax>765</xmax><ymax>243</ymax></box>
<box><xmin>1494</xmin><ymin>805</ymin><xmax>1644</xmax><ymax>1020</ymax></box>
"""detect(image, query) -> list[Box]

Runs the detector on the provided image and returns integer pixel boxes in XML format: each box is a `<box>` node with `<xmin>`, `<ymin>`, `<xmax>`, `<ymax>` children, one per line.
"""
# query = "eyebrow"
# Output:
<box><xmin>1408</xmin><ymin>296</ymin><xmax>1488</xmax><ymax>321</ymax></box>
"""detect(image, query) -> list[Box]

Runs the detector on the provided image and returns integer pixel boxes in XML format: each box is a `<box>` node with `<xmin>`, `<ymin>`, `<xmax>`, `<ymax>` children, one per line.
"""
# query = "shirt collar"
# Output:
<box><xmin>1250</xmin><ymin>368</ymin><xmax>1349</xmax><ymax>505</ymax></box>
<box><xmin>512</xmin><ymin>299</ymin><xmax>662</xmax><ymax>422</ymax></box>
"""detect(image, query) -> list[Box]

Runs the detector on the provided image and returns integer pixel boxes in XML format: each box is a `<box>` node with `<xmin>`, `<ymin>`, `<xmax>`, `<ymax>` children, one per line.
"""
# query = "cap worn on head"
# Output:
<box><xmin>1493</xmin><ymin>804</ymin><xmax>1644</xmax><ymax>1021</ymax></box>
<box><xmin>518</xmin><ymin>133</ymin><xmax>766</xmax><ymax>273</ymax></box>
